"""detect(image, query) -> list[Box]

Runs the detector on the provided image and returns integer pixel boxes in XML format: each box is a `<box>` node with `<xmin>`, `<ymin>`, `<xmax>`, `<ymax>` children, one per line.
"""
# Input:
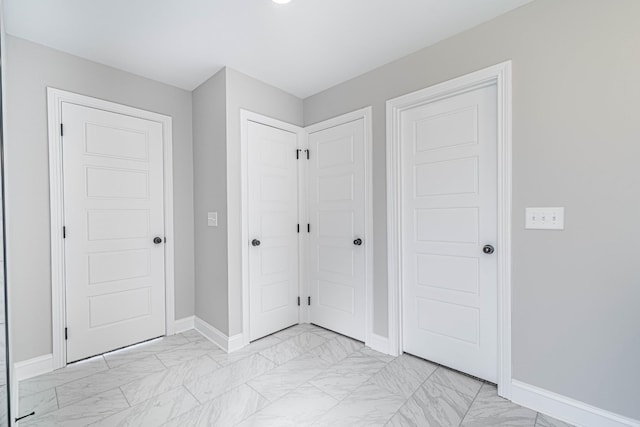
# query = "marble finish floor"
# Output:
<box><xmin>17</xmin><ymin>324</ymin><xmax>575</xmax><ymax>426</ymax></box>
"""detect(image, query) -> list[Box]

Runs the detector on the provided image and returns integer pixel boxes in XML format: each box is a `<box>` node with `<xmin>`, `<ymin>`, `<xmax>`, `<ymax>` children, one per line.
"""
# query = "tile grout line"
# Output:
<box><xmin>457</xmin><ymin>382</ymin><xmax>484</xmax><ymax>426</ymax></box>
<box><xmin>381</xmin><ymin>359</ymin><xmax>440</xmax><ymax>424</ymax></box>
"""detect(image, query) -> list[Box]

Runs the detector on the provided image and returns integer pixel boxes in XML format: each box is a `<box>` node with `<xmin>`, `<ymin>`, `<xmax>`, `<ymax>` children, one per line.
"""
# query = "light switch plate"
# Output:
<box><xmin>525</xmin><ymin>207</ymin><xmax>564</xmax><ymax>230</ymax></box>
<box><xmin>207</xmin><ymin>212</ymin><xmax>218</xmax><ymax>227</ymax></box>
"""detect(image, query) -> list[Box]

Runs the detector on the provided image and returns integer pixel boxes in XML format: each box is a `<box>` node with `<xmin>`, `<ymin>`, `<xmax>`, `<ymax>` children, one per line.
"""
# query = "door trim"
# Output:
<box><xmin>304</xmin><ymin>107</ymin><xmax>374</xmax><ymax>346</ymax></box>
<box><xmin>386</xmin><ymin>61</ymin><xmax>513</xmax><ymax>397</ymax></box>
<box><xmin>47</xmin><ymin>88</ymin><xmax>175</xmax><ymax>370</ymax></box>
<box><xmin>239</xmin><ymin>110</ymin><xmax>305</xmax><ymax>346</ymax></box>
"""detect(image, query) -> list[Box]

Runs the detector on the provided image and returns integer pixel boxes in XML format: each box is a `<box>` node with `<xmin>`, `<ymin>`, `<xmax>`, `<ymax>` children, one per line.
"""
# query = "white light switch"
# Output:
<box><xmin>207</xmin><ymin>212</ymin><xmax>218</xmax><ymax>227</ymax></box>
<box><xmin>525</xmin><ymin>207</ymin><xmax>564</xmax><ymax>230</ymax></box>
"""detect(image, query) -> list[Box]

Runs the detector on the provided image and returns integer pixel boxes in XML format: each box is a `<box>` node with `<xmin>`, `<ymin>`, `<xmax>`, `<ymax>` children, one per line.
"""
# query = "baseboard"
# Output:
<box><xmin>173</xmin><ymin>316</ymin><xmax>195</xmax><ymax>334</ymax></box>
<box><xmin>511</xmin><ymin>380</ymin><xmax>640</xmax><ymax>427</ymax></box>
<box><xmin>14</xmin><ymin>354</ymin><xmax>54</xmax><ymax>382</ymax></box>
<box><xmin>194</xmin><ymin>316</ymin><xmax>245</xmax><ymax>354</ymax></box>
<box><xmin>365</xmin><ymin>332</ymin><xmax>391</xmax><ymax>356</ymax></box>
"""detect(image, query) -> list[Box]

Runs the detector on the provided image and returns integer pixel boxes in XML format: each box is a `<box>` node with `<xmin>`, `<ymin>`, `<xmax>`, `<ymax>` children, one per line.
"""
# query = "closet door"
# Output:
<box><xmin>247</xmin><ymin>121</ymin><xmax>300</xmax><ymax>341</ymax></box>
<box><xmin>308</xmin><ymin>119</ymin><xmax>366</xmax><ymax>341</ymax></box>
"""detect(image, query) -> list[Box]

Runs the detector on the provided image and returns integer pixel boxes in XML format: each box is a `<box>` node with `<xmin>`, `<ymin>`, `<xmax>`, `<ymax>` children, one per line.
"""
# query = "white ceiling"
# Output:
<box><xmin>4</xmin><ymin>0</ymin><xmax>532</xmax><ymax>98</ymax></box>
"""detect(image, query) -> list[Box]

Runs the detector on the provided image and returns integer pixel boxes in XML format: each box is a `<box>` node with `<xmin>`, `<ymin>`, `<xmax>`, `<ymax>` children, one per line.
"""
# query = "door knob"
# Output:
<box><xmin>251</xmin><ymin>239</ymin><xmax>261</xmax><ymax>247</ymax></box>
<box><xmin>153</xmin><ymin>237</ymin><xmax>163</xmax><ymax>244</ymax></box>
<box><xmin>353</xmin><ymin>238</ymin><xmax>363</xmax><ymax>246</ymax></box>
<box><xmin>483</xmin><ymin>244</ymin><xmax>495</xmax><ymax>254</ymax></box>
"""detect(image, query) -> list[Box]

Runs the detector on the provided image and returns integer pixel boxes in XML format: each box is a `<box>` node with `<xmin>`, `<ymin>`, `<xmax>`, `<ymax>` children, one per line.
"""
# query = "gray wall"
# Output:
<box><xmin>304</xmin><ymin>0</ymin><xmax>640</xmax><ymax>419</ymax></box>
<box><xmin>192</xmin><ymin>68</ymin><xmax>229</xmax><ymax>333</ymax></box>
<box><xmin>5</xmin><ymin>36</ymin><xmax>195</xmax><ymax>362</ymax></box>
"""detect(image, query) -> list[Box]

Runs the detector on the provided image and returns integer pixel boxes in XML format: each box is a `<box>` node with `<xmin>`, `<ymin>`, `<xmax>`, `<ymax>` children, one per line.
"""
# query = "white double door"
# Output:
<box><xmin>400</xmin><ymin>84</ymin><xmax>498</xmax><ymax>382</ymax></box>
<box><xmin>247</xmin><ymin>115</ymin><xmax>368</xmax><ymax>342</ymax></box>
<box><xmin>63</xmin><ymin>103</ymin><xmax>166</xmax><ymax>363</ymax></box>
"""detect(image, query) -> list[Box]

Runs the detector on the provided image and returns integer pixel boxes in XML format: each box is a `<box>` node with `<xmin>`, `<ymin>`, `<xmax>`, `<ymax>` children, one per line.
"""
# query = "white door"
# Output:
<box><xmin>308</xmin><ymin>119</ymin><xmax>366</xmax><ymax>341</ymax></box>
<box><xmin>401</xmin><ymin>84</ymin><xmax>498</xmax><ymax>382</ymax></box>
<box><xmin>248</xmin><ymin>121</ymin><xmax>300</xmax><ymax>341</ymax></box>
<box><xmin>63</xmin><ymin>102</ymin><xmax>166</xmax><ymax>363</ymax></box>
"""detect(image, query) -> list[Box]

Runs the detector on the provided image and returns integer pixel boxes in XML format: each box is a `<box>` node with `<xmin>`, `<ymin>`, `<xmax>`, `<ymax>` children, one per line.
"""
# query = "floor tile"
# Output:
<box><xmin>370</xmin><ymin>353</ymin><xmax>437</xmax><ymax>398</ymax></box>
<box><xmin>310</xmin><ymin>352</ymin><xmax>387</xmax><ymax>400</ymax></box>
<box><xmin>386</xmin><ymin>380</ymin><xmax>473</xmax><ymax>427</ymax></box>
<box><xmin>312</xmin><ymin>381</ymin><xmax>407</xmax><ymax>427</ymax></box>
<box><xmin>360</xmin><ymin>347</ymin><xmax>396</xmax><ymax>363</ymax></box>
<box><xmin>429</xmin><ymin>366</ymin><xmax>483</xmax><ymax>399</ymax></box>
<box><xmin>208</xmin><ymin>336</ymin><xmax>281</xmax><ymax>367</ymax></box>
<box><xmin>180</xmin><ymin>329</ymin><xmax>206</xmax><ymax>342</ymax></box>
<box><xmin>20</xmin><ymin>388</ymin><xmax>129</xmax><ymax>427</ymax></box>
<box><xmin>56</xmin><ymin>356</ymin><xmax>165</xmax><ymax>407</ymax></box>
<box><xmin>155</xmin><ymin>339</ymin><xmax>224</xmax><ymax>368</ymax></box>
<box><xmin>269</xmin><ymin>324</ymin><xmax>312</xmax><ymax>341</ymax></box>
<box><xmin>184</xmin><ymin>353</ymin><xmax>275</xmax><ymax>403</ymax></box>
<box><xmin>18</xmin><ymin>387</ymin><xmax>58</xmax><ymax>418</ymax></box>
<box><xmin>239</xmin><ymin>383</ymin><xmax>338</xmax><ymax>427</ymax></box>
<box><xmin>91</xmin><ymin>386</ymin><xmax>199</xmax><ymax>427</ymax></box>
<box><xmin>259</xmin><ymin>332</ymin><xmax>326</xmax><ymax>365</ymax></box>
<box><xmin>120</xmin><ymin>354</ymin><xmax>220</xmax><ymax>406</ymax></box>
<box><xmin>536</xmin><ymin>413</ymin><xmax>575</xmax><ymax>427</ymax></box>
<box><xmin>103</xmin><ymin>334</ymin><xmax>190</xmax><ymax>368</ymax></box>
<box><xmin>461</xmin><ymin>383</ymin><xmax>537</xmax><ymax>427</ymax></box>
<box><xmin>162</xmin><ymin>384</ymin><xmax>268</xmax><ymax>427</ymax></box>
<box><xmin>307</xmin><ymin>335</ymin><xmax>364</xmax><ymax>365</ymax></box>
<box><xmin>19</xmin><ymin>356</ymin><xmax>109</xmax><ymax>396</ymax></box>
<box><xmin>248</xmin><ymin>353</ymin><xmax>331</xmax><ymax>402</ymax></box>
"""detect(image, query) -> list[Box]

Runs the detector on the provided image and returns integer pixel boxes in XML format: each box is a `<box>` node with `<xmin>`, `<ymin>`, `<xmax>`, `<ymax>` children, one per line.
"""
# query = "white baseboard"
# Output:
<box><xmin>194</xmin><ymin>316</ymin><xmax>245</xmax><ymax>354</ymax></box>
<box><xmin>173</xmin><ymin>316</ymin><xmax>195</xmax><ymax>334</ymax></box>
<box><xmin>511</xmin><ymin>380</ymin><xmax>640</xmax><ymax>427</ymax></box>
<box><xmin>14</xmin><ymin>354</ymin><xmax>54</xmax><ymax>382</ymax></box>
<box><xmin>366</xmin><ymin>332</ymin><xmax>391</xmax><ymax>356</ymax></box>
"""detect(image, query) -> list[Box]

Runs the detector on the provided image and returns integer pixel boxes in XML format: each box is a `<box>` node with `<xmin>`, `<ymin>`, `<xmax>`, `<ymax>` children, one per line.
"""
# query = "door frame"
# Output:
<box><xmin>386</xmin><ymin>61</ymin><xmax>513</xmax><ymax>397</ymax></box>
<box><xmin>239</xmin><ymin>110</ymin><xmax>305</xmax><ymax>346</ymax></box>
<box><xmin>304</xmin><ymin>107</ymin><xmax>374</xmax><ymax>345</ymax></box>
<box><xmin>47</xmin><ymin>88</ymin><xmax>175</xmax><ymax>369</ymax></box>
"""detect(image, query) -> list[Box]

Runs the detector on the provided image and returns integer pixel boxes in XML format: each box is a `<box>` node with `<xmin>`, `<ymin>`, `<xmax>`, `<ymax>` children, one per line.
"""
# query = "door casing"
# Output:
<box><xmin>386</xmin><ymin>61</ymin><xmax>513</xmax><ymax>398</ymax></box>
<box><xmin>239</xmin><ymin>108</ymin><xmax>374</xmax><ymax>348</ymax></box>
<box><xmin>47</xmin><ymin>88</ymin><xmax>175</xmax><ymax>370</ymax></box>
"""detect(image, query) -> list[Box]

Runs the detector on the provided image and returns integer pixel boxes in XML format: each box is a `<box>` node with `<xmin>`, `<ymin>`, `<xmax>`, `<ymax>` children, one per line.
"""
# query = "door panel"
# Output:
<box><xmin>248</xmin><ymin>121</ymin><xmax>299</xmax><ymax>341</ymax></box>
<box><xmin>63</xmin><ymin>102</ymin><xmax>165</xmax><ymax>363</ymax></box>
<box><xmin>308</xmin><ymin>119</ymin><xmax>366</xmax><ymax>341</ymax></box>
<box><xmin>401</xmin><ymin>85</ymin><xmax>498</xmax><ymax>382</ymax></box>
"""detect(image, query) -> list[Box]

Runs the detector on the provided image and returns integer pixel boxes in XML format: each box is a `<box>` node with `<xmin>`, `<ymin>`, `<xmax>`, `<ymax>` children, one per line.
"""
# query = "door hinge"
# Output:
<box><xmin>297</xmin><ymin>296</ymin><xmax>301</xmax><ymax>306</ymax></box>
<box><xmin>64</xmin><ymin>327</ymin><xmax>68</xmax><ymax>340</ymax></box>
<box><xmin>307</xmin><ymin>223</ymin><xmax>310</xmax><ymax>233</ymax></box>
<box><xmin>297</xmin><ymin>224</ymin><xmax>300</xmax><ymax>233</ymax></box>
<box><xmin>304</xmin><ymin>149</ymin><xmax>310</xmax><ymax>160</ymax></box>
<box><xmin>60</xmin><ymin>123</ymin><xmax>64</xmax><ymax>137</ymax></box>
<box><xmin>308</xmin><ymin>296</ymin><xmax>311</xmax><ymax>306</ymax></box>
<box><xmin>296</xmin><ymin>149</ymin><xmax>302</xmax><ymax>159</ymax></box>
<box><xmin>63</xmin><ymin>226</ymin><xmax>66</xmax><ymax>239</ymax></box>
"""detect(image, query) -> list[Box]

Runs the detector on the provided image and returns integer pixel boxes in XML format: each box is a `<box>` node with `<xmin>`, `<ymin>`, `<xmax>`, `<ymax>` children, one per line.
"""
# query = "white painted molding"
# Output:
<box><xmin>173</xmin><ymin>316</ymin><xmax>195</xmax><ymax>334</ymax></box>
<box><xmin>386</xmin><ymin>61</ymin><xmax>513</xmax><ymax>390</ymax></box>
<box><xmin>14</xmin><ymin>354</ymin><xmax>54</xmax><ymax>382</ymax></box>
<box><xmin>365</xmin><ymin>333</ymin><xmax>390</xmax><ymax>356</ymax></box>
<box><xmin>306</xmin><ymin>107</ymin><xmax>374</xmax><ymax>344</ymax></box>
<box><xmin>227</xmin><ymin>333</ymin><xmax>246</xmax><ymax>353</ymax></box>
<box><xmin>512</xmin><ymin>380</ymin><xmax>640</xmax><ymax>427</ymax></box>
<box><xmin>47</xmin><ymin>88</ymin><xmax>175</xmax><ymax>369</ymax></box>
<box><xmin>194</xmin><ymin>316</ymin><xmax>246</xmax><ymax>354</ymax></box>
<box><xmin>239</xmin><ymin>110</ymin><xmax>305</xmax><ymax>346</ymax></box>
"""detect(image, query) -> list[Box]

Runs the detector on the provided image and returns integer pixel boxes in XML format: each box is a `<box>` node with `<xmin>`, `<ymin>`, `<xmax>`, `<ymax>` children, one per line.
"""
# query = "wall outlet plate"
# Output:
<box><xmin>525</xmin><ymin>207</ymin><xmax>564</xmax><ymax>230</ymax></box>
<box><xmin>207</xmin><ymin>212</ymin><xmax>218</xmax><ymax>227</ymax></box>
